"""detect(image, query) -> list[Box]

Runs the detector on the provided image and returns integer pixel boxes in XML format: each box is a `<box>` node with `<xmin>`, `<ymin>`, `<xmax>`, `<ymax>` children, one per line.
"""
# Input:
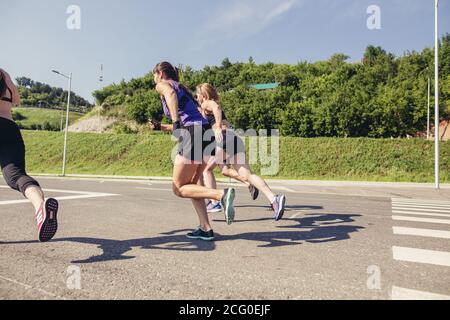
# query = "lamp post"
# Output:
<box><xmin>427</xmin><ymin>77</ymin><xmax>430</xmax><ymax>140</ymax></box>
<box><xmin>52</xmin><ymin>70</ymin><xmax>72</xmax><ymax>177</ymax></box>
<box><xmin>434</xmin><ymin>0</ymin><xmax>440</xmax><ymax>190</ymax></box>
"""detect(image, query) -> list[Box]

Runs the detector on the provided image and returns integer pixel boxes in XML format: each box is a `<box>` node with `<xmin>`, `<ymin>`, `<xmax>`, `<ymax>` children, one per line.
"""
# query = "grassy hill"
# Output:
<box><xmin>12</xmin><ymin>108</ymin><xmax>84</xmax><ymax>131</ymax></box>
<box><xmin>21</xmin><ymin>130</ymin><xmax>450</xmax><ymax>183</ymax></box>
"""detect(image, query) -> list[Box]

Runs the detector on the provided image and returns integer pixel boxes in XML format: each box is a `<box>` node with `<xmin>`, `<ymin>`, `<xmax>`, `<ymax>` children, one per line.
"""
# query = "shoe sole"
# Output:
<box><xmin>186</xmin><ymin>235</ymin><xmax>215</xmax><ymax>241</ymax></box>
<box><xmin>39</xmin><ymin>198</ymin><xmax>58</xmax><ymax>242</ymax></box>
<box><xmin>275</xmin><ymin>195</ymin><xmax>286</xmax><ymax>221</ymax></box>
<box><xmin>250</xmin><ymin>187</ymin><xmax>259</xmax><ymax>201</ymax></box>
<box><xmin>224</xmin><ymin>188</ymin><xmax>235</xmax><ymax>225</ymax></box>
<box><xmin>207</xmin><ymin>208</ymin><xmax>222</xmax><ymax>213</ymax></box>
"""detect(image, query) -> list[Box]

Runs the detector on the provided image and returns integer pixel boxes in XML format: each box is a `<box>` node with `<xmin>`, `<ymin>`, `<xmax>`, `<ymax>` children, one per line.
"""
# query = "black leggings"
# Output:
<box><xmin>0</xmin><ymin>117</ymin><xmax>40</xmax><ymax>196</ymax></box>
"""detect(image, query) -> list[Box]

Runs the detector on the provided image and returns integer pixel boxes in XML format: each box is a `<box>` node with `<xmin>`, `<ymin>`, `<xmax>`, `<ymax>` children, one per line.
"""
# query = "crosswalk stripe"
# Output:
<box><xmin>392</xmin><ymin>203</ymin><xmax>450</xmax><ymax>210</ymax></box>
<box><xmin>392</xmin><ymin>199</ymin><xmax>450</xmax><ymax>205</ymax></box>
<box><xmin>391</xmin><ymin>286</ymin><xmax>450</xmax><ymax>300</ymax></box>
<box><xmin>393</xmin><ymin>227</ymin><xmax>450</xmax><ymax>239</ymax></box>
<box><xmin>393</xmin><ymin>246</ymin><xmax>450</xmax><ymax>267</ymax></box>
<box><xmin>392</xmin><ymin>215</ymin><xmax>450</xmax><ymax>225</ymax></box>
<box><xmin>392</xmin><ymin>210</ymin><xmax>450</xmax><ymax>218</ymax></box>
<box><xmin>392</xmin><ymin>207</ymin><xmax>450</xmax><ymax>214</ymax></box>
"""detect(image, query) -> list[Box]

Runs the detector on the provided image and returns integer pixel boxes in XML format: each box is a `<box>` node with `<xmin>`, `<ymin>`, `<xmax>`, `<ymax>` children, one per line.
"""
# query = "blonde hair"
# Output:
<box><xmin>196</xmin><ymin>83</ymin><xmax>220</xmax><ymax>102</ymax></box>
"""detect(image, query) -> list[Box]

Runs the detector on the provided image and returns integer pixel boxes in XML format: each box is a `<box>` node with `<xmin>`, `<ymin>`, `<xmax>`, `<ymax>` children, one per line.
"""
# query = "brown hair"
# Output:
<box><xmin>196</xmin><ymin>83</ymin><xmax>220</xmax><ymax>102</ymax></box>
<box><xmin>153</xmin><ymin>61</ymin><xmax>180</xmax><ymax>82</ymax></box>
<box><xmin>153</xmin><ymin>61</ymin><xmax>198</xmax><ymax>107</ymax></box>
<box><xmin>0</xmin><ymin>70</ymin><xmax>7</xmax><ymax>98</ymax></box>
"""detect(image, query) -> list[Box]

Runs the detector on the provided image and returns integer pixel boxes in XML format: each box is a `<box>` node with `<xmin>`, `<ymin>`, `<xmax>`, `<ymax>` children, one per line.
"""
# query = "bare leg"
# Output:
<box><xmin>203</xmin><ymin>156</ymin><xmax>218</xmax><ymax>190</ymax></box>
<box><xmin>172</xmin><ymin>155</ymin><xmax>225</xmax><ymax>231</ymax></box>
<box><xmin>233</xmin><ymin>161</ymin><xmax>276</xmax><ymax>203</ymax></box>
<box><xmin>24</xmin><ymin>186</ymin><xmax>44</xmax><ymax>212</ymax></box>
<box><xmin>220</xmin><ymin>164</ymin><xmax>250</xmax><ymax>186</ymax></box>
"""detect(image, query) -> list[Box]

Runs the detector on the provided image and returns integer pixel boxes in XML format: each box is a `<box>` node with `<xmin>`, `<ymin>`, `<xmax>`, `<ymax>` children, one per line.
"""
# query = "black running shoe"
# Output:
<box><xmin>248</xmin><ymin>185</ymin><xmax>259</xmax><ymax>201</ymax></box>
<box><xmin>186</xmin><ymin>228</ymin><xmax>215</xmax><ymax>241</ymax></box>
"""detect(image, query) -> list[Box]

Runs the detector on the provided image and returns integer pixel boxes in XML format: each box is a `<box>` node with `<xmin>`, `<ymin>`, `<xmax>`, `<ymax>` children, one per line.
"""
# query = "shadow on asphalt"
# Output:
<box><xmin>0</xmin><ymin>213</ymin><xmax>363</xmax><ymax>264</ymax></box>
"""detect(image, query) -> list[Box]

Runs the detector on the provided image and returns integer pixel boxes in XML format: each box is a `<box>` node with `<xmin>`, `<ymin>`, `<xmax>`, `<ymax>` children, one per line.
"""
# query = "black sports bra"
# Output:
<box><xmin>1</xmin><ymin>87</ymin><xmax>13</xmax><ymax>103</ymax></box>
<box><xmin>206</xmin><ymin>109</ymin><xmax>227</xmax><ymax>126</ymax></box>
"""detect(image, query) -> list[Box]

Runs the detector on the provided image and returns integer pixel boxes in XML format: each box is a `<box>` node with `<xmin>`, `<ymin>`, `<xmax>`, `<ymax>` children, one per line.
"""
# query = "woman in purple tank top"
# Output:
<box><xmin>150</xmin><ymin>62</ymin><xmax>236</xmax><ymax>241</ymax></box>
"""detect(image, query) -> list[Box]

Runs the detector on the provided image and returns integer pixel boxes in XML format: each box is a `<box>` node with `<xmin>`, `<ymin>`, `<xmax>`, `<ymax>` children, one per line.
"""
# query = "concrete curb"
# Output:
<box><xmin>30</xmin><ymin>173</ymin><xmax>450</xmax><ymax>189</ymax></box>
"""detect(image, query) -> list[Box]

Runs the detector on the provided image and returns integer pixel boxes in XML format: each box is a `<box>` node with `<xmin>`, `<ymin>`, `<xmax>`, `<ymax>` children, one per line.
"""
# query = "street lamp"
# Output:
<box><xmin>434</xmin><ymin>0</ymin><xmax>440</xmax><ymax>190</ymax></box>
<box><xmin>52</xmin><ymin>69</ymin><xmax>72</xmax><ymax>177</ymax></box>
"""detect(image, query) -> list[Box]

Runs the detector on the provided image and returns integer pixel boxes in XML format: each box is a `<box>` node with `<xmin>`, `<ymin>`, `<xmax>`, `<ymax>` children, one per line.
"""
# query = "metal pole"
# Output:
<box><xmin>427</xmin><ymin>77</ymin><xmax>430</xmax><ymax>139</ymax></box>
<box><xmin>62</xmin><ymin>73</ymin><xmax>72</xmax><ymax>177</ymax></box>
<box><xmin>434</xmin><ymin>0</ymin><xmax>440</xmax><ymax>190</ymax></box>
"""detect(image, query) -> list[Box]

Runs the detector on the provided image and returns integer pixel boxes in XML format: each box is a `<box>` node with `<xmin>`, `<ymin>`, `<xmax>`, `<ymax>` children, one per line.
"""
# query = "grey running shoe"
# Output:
<box><xmin>221</xmin><ymin>188</ymin><xmax>236</xmax><ymax>225</ymax></box>
<box><xmin>272</xmin><ymin>195</ymin><xmax>286</xmax><ymax>221</ymax></box>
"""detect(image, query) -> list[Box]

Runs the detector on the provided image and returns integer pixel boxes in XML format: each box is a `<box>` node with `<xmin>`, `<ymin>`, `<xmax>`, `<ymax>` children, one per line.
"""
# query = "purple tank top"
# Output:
<box><xmin>160</xmin><ymin>80</ymin><xmax>208</xmax><ymax>127</ymax></box>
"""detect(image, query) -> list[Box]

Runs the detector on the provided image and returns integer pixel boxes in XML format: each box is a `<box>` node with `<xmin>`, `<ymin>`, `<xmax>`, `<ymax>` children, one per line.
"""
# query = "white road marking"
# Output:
<box><xmin>0</xmin><ymin>185</ymin><xmax>118</xmax><ymax>206</ymax></box>
<box><xmin>392</xmin><ymin>210</ymin><xmax>450</xmax><ymax>218</ymax></box>
<box><xmin>270</xmin><ymin>186</ymin><xmax>297</xmax><ymax>193</ymax></box>
<box><xmin>393</xmin><ymin>246</ymin><xmax>450</xmax><ymax>267</ymax></box>
<box><xmin>392</xmin><ymin>203</ymin><xmax>450</xmax><ymax>210</ymax></box>
<box><xmin>392</xmin><ymin>216</ymin><xmax>450</xmax><ymax>225</ymax></box>
<box><xmin>392</xmin><ymin>207</ymin><xmax>450</xmax><ymax>214</ymax></box>
<box><xmin>135</xmin><ymin>187</ymin><xmax>173</xmax><ymax>192</ymax></box>
<box><xmin>290</xmin><ymin>212</ymin><xmax>303</xmax><ymax>219</ymax></box>
<box><xmin>391</xmin><ymin>286</ymin><xmax>450</xmax><ymax>300</ymax></box>
<box><xmin>0</xmin><ymin>275</ymin><xmax>65</xmax><ymax>300</ymax></box>
<box><xmin>392</xmin><ymin>198</ymin><xmax>450</xmax><ymax>205</ymax></box>
<box><xmin>393</xmin><ymin>227</ymin><xmax>450</xmax><ymax>239</ymax></box>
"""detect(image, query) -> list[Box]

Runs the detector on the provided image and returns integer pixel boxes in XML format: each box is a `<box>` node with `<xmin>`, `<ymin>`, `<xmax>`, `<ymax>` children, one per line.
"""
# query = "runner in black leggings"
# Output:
<box><xmin>0</xmin><ymin>68</ymin><xmax>58</xmax><ymax>242</ymax></box>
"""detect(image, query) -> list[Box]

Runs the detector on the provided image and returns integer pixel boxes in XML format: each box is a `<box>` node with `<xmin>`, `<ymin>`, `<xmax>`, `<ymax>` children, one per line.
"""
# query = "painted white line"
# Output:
<box><xmin>392</xmin><ymin>207</ymin><xmax>450</xmax><ymax>214</ymax></box>
<box><xmin>290</xmin><ymin>212</ymin><xmax>303</xmax><ymax>219</ymax></box>
<box><xmin>270</xmin><ymin>186</ymin><xmax>297</xmax><ymax>193</ymax></box>
<box><xmin>391</xmin><ymin>286</ymin><xmax>450</xmax><ymax>300</ymax></box>
<box><xmin>0</xmin><ymin>193</ymin><xmax>119</xmax><ymax>205</ymax></box>
<box><xmin>392</xmin><ymin>210</ymin><xmax>450</xmax><ymax>218</ymax></box>
<box><xmin>1</xmin><ymin>185</ymin><xmax>105</xmax><ymax>195</ymax></box>
<box><xmin>393</xmin><ymin>227</ymin><xmax>450</xmax><ymax>239</ymax></box>
<box><xmin>0</xmin><ymin>275</ymin><xmax>65</xmax><ymax>300</ymax></box>
<box><xmin>0</xmin><ymin>185</ymin><xmax>118</xmax><ymax>206</ymax></box>
<box><xmin>136</xmin><ymin>187</ymin><xmax>173</xmax><ymax>192</ymax></box>
<box><xmin>392</xmin><ymin>198</ymin><xmax>450</xmax><ymax>205</ymax></box>
<box><xmin>392</xmin><ymin>203</ymin><xmax>450</xmax><ymax>210</ymax></box>
<box><xmin>393</xmin><ymin>246</ymin><xmax>450</xmax><ymax>267</ymax></box>
<box><xmin>392</xmin><ymin>216</ymin><xmax>450</xmax><ymax>225</ymax></box>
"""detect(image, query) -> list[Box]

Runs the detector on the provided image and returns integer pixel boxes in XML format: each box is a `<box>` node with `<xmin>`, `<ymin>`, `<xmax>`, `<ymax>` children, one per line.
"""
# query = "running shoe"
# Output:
<box><xmin>271</xmin><ymin>195</ymin><xmax>286</xmax><ymax>221</ymax></box>
<box><xmin>186</xmin><ymin>228</ymin><xmax>215</xmax><ymax>241</ymax></box>
<box><xmin>221</xmin><ymin>188</ymin><xmax>236</xmax><ymax>225</ymax></box>
<box><xmin>207</xmin><ymin>201</ymin><xmax>223</xmax><ymax>213</ymax></box>
<box><xmin>35</xmin><ymin>198</ymin><xmax>59</xmax><ymax>242</ymax></box>
<box><xmin>248</xmin><ymin>185</ymin><xmax>259</xmax><ymax>201</ymax></box>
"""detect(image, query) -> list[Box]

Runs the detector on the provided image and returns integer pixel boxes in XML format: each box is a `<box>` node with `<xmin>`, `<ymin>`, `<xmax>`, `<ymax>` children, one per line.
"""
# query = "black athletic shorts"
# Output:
<box><xmin>218</xmin><ymin>129</ymin><xmax>245</xmax><ymax>156</ymax></box>
<box><xmin>177</xmin><ymin>124</ymin><xmax>216</xmax><ymax>163</ymax></box>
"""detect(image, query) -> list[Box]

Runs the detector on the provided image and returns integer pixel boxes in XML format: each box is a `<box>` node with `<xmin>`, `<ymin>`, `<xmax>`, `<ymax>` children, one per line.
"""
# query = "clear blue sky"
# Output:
<box><xmin>1</xmin><ymin>0</ymin><xmax>449</xmax><ymax>102</ymax></box>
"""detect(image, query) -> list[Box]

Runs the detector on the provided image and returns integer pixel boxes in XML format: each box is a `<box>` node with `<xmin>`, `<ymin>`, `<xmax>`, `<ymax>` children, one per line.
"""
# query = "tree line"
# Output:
<box><xmin>93</xmin><ymin>35</ymin><xmax>450</xmax><ymax>138</ymax></box>
<box><xmin>16</xmin><ymin>77</ymin><xmax>93</xmax><ymax>113</ymax></box>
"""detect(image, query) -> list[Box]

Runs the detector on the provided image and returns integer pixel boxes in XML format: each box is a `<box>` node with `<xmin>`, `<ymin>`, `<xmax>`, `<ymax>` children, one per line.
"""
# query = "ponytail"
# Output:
<box><xmin>0</xmin><ymin>70</ymin><xmax>7</xmax><ymax>98</ymax></box>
